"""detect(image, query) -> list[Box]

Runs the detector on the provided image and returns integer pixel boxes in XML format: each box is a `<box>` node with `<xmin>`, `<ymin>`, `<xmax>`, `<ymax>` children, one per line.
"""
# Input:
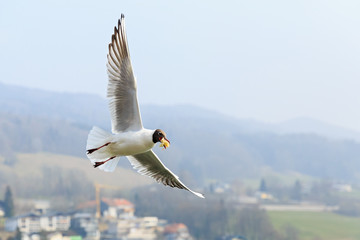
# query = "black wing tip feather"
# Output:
<box><xmin>118</xmin><ymin>14</ymin><xmax>125</xmax><ymax>28</ymax></box>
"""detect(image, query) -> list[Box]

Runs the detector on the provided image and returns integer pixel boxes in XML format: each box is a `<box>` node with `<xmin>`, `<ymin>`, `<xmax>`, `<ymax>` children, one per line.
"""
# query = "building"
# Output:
<box><xmin>0</xmin><ymin>202</ymin><xmax>5</xmax><ymax>217</ymax></box>
<box><xmin>77</xmin><ymin>198</ymin><xmax>135</xmax><ymax>219</ymax></box>
<box><xmin>105</xmin><ymin>216</ymin><xmax>167</xmax><ymax>240</ymax></box>
<box><xmin>18</xmin><ymin>213</ymin><xmax>41</xmax><ymax>233</ymax></box>
<box><xmin>71</xmin><ymin>212</ymin><xmax>100</xmax><ymax>240</ymax></box>
<box><xmin>10</xmin><ymin>200</ymin><xmax>71</xmax><ymax>234</ymax></box>
<box><xmin>102</xmin><ymin>198</ymin><xmax>135</xmax><ymax>219</ymax></box>
<box><xmin>125</xmin><ymin>217</ymin><xmax>160</xmax><ymax>240</ymax></box>
<box><xmin>22</xmin><ymin>232</ymin><xmax>82</xmax><ymax>240</ymax></box>
<box><xmin>17</xmin><ymin>211</ymin><xmax>71</xmax><ymax>234</ymax></box>
<box><xmin>163</xmin><ymin>223</ymin><xmax>194</xmax><ymax>240</ymax></box>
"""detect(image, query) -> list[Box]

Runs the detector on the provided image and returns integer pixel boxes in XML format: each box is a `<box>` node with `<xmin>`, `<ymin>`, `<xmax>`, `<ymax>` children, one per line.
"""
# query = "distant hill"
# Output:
<box><xmin>271</xmin><ymin>117</ymin><xmax>360</xmax><ymax>143</ymax></box>
<box><xmin>0</xmin><ymin>82</ymin><xmax>110</xmax><ymax>128</ymax></box>
<box><xmin>2</xmin><ymin>82</ymin><xmax>360</xmax><ymax>141</ymax></box>
<box><xmin>0</xmin><ymin>113</ymin><xmax>88</xmax><ymax>158</ymax></box>
<box><xmin>0</xmin><ymin>152</ymin><xmax>151</xmax><ymax>202</ymax></box>
<box><xmin>1</xmin><ymin>82</ymin><xmax>360</xmax><ymax>187</ymax></box>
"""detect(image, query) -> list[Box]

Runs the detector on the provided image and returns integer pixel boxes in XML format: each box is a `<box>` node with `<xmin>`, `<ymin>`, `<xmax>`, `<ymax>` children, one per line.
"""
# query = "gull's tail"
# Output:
<box><xmin>86</xmin><ymin>126</ymin><xmax>120</xmax><ymax>172</ymax></box>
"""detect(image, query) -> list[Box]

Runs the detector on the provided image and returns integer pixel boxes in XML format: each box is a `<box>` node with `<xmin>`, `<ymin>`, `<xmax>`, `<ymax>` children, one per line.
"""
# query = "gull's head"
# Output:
<box><xmin>152</xmin><ymin>129</ymin><xmax>170</xmax><ymax>149</ymax></box>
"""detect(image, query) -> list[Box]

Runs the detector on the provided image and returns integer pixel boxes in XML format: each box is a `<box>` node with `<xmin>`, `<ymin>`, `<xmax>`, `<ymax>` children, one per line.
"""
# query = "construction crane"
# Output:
<box><xmin>94</xmin><ymin>183</ymin><xmax>120</xmax><ymax>218</ymax></box>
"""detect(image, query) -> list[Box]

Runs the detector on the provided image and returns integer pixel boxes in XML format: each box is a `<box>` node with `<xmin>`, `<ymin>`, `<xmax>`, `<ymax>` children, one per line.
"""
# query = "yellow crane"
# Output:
<box><xmin>94</xmin><ymin>183</ymin><xmax>121</xmax><ymax>218</ymax></box>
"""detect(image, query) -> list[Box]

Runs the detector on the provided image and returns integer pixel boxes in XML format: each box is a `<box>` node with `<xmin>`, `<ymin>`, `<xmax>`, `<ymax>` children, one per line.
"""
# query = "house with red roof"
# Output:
<box><xmin>164</xmin><ymin>223</ymin><xmax>194</xmax><ymax>240</ymax></box>
<box><xmin>77</xmin><ymin>198</ymin><xmax>135</xmax><ymax>219</ymax></box>
<box><xmin>102</xmin><ymin>198</ymin><xmax>135</xmax><ymax>219</ymax></box>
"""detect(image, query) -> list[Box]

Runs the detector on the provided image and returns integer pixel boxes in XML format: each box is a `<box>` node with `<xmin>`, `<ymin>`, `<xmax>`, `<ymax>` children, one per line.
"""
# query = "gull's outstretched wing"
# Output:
<box><xmin>107</xmin><ymin>14</ymin><xmax>143</xmax><ymax>133</ymax></box>
<box><xmin>126</xmin><ymin>150</ymin><xmax>205</xmax><ymax>198</ymax></box>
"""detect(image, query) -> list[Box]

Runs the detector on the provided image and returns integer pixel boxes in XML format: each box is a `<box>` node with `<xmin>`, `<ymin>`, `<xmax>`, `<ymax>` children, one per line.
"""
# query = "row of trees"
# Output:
<box><xmin>3</xmin><ymin>166</ymin><xmax>93</xmax><ymax>210</ymax></box>
<box><xmin>258</xmin><ymin>177</ymin><xmax>360</xmax><ymax>208</ymax></box>
<box><xmin>127</xmin><ymin>186</ymin><xmax>299</xmax><ymax>240</ymax></box>
<box><xmin>258</xmin><ymin>178</ymin><xmax>303</xmax><ymax>202</ymax></box>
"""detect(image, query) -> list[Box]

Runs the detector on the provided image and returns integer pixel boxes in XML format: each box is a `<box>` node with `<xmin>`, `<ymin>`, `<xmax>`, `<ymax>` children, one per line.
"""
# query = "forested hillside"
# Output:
<box><xmin>1</xmin><ymin>83</ymin><xmax>360</xmax><ymax>186</ymax></box>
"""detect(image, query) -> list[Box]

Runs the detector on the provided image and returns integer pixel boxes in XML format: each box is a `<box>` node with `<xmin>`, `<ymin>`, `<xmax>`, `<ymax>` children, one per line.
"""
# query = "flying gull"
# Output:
<box><xmin>86</xmin><ymin>14</ymin><xmax>204</xmax><ymax>198</ymax></box>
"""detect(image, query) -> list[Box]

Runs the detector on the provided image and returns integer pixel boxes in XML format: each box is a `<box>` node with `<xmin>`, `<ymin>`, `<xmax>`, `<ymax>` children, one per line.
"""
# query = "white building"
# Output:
<box><xmin>17</xmin><ymin>212</ymin><xmax>71</xmax><ymax>234</ymax></box>
<box><xmin>0</xmin><ymin>204</ymin><xmax>5</xmax><ymax>217</ymax></box>
<box><xmin>22</xmin><ymin>232</ymin><xmax>82</xmax><ymax>240</ymax></box>
<box><xmin>71</xmin><ymin>212</ymin><xmax>100</xmax><ymax>240</ymax></box>
<box><xmin>102</xmin><ymin>198</ymin><xmax>135</xmax><ymax>219</ymax></box>
<box><xmin>106</xmin><ymin>216</ymin><xmax>165</xmax><ymax>239</ymax></box>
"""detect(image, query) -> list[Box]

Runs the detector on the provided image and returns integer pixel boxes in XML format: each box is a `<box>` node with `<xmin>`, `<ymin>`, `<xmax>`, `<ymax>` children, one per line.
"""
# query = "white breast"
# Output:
<box><xmin>109</xmin><ymin>129</ymin><xmax>155</xmax><ymax>156</ymax></box>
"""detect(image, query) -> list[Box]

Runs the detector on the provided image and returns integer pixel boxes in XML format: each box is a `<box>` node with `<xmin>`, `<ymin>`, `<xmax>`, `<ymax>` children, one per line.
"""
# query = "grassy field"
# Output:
<box><xmin>268</xmin><ymin>211</ymin><xmax>360</xmax><ymax>240</ymax></box>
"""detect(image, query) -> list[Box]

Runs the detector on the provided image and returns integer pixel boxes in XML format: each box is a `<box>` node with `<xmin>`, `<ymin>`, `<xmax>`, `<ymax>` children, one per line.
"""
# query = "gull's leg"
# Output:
<box><xmin>87</xmin><ymin>142</ymin><xmax>111</xmax><ymax>154</ymax></box>
<box><xmin>94</xmin><ymin>156</ymin><xmax>116</xmax><ymax>168</ymax></box>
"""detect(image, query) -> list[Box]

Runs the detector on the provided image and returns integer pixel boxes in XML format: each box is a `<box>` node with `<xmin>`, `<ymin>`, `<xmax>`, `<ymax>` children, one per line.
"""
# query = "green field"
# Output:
<box><xmin>268</xmin><ymin>211</ymin><xmax>360</xmax><ymax>240</ymax></box>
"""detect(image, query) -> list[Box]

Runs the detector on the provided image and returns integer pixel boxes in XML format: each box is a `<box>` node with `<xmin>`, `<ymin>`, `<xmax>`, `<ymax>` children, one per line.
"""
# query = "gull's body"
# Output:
<box><xmin>88</xmin><ymin>128</ymin><xmax>154</xmax><ymax>158</ymax></box>
<box><xmin>86</xmin><ymin>14</ymin><xmax>204</xmax><ymax>198</ymax></box>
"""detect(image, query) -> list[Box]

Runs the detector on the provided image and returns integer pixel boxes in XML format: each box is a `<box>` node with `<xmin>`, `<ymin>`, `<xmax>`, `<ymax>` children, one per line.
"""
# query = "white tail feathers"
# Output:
<box><xmin>97</xmin><ymin>156</ymin><xmax>121</xmax><ymax>172</ymax></box>
<box><xmin>86</xmin><ymin>126</ymin><xmax>112</xmax><ymax>149</ymax></box>
<box><xmin>86</xmin><ymin>126</ymin><xmax>119</xmax><ymax>172</ymax></box>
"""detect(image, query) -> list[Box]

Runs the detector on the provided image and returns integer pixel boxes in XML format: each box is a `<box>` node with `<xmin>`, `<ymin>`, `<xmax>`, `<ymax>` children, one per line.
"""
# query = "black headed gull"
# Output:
<box><xmin>86</xmin><ymin>14</ymin><xmax>204</xmax><ymax>198</ymax></box>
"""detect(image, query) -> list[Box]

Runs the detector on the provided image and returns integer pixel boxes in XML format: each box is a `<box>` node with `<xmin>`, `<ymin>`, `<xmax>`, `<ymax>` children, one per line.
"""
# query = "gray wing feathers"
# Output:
<box><xmin>107</xmin><ymin>15</ymin><xmax>143</xmax><ymax>133</ymax></box>
<box><xmin>127</xmin><ymin>151</ymin><xmax>205</xmax><ymax>198</ymax></box>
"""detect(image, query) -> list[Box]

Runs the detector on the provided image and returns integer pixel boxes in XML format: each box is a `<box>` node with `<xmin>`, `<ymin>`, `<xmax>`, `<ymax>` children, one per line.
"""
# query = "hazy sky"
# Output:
<box><xmin>1</xmin><ymin>0</ymin><xmax>360</xmax><ymax>131</ymax></box>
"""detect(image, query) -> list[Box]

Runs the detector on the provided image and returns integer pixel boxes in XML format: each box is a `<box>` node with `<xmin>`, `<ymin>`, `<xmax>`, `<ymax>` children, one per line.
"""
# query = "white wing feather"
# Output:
<box><xmin>107</xmin><ymin>14</ymin><xmax>143</xmax><ymax>133</ymax></box>
<box><xmin>100</xmin><ymin>16</ymin><xmax>204</xmax><ymax>197</ymax></box>
<box><xmin>127</xmin><ymin>150</ymin><xmax>205</xmax><ymax>198</ymax></box>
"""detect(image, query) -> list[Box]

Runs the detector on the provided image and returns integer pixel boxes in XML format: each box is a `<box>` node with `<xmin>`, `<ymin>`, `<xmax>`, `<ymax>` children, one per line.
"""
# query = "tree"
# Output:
<box><xmin>290</xmin><ymin>180</ymin><xmax>302</xmax><ymax>202</ymax></box>
<box><xmin>282</xmin><ymin>224</ymin><xmax>299</xmax><ymax>240</ymax></box>
<box><xmin>14</xmin><ymin>227</ymin><xmax>22</xmax><ymax>240</ymax></box>
<box><xmin>259</xmin><ymin>178</ymin><xmax>267</xmax><ymax>192</ymax></box>
<box><xmin>231</xmin><ymin>207</ymin><xmax>281</xmax><ymax>240</ymax></box>
<box><xmin>4</xmin><ymin>186</ymin><xmax>14</xmax><ymax>217</ymax></box>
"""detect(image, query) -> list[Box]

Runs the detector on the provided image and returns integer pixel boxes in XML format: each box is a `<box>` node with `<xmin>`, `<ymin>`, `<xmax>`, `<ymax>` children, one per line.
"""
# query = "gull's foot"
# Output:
<box><xmin>93</xmin><ymin>161</ymin><xmax>105</xmax><ymax>168</ymax></box>
<box><xmin>87</xmin><ymin>148</ymin><xmax>97</xmax><ymax>154</ymax></box>
<box><xmin>86</xmin><ymin>142</ymin><xmax>111</xmax><ymax>155</ymax></box>
<box><xmin>93</xmin><ymin>156</ymin><xmax>115</xmax><ymax>168</ymax></box>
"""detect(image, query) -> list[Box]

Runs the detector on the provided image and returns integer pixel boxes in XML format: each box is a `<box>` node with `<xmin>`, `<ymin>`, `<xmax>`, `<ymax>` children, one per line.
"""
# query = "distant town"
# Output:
<box><xmin>0</xmin><ymin>179</ymin><xmax>356</xmax><ymax>240</ymax></box>
<box><xmin>1</xmin><ymin>192</ymin><xmax>194</xmax><ymax>240</ymax></box>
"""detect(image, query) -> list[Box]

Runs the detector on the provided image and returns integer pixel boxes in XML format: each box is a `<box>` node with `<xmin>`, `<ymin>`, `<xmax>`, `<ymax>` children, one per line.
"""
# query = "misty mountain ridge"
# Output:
<box><xmin>1</xmin><ymin>82</ymin><xmax>359</xmax><ymax>142</ymax></box>
<box><xmin>1</xmin><ymin>82</ymin><xmax>360</xmax><ymax>184</ymax></box>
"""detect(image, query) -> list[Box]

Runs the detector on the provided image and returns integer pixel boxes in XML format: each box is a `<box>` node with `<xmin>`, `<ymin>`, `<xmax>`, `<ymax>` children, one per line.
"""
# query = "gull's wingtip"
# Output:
<box><xmin>190</xmin><ymin>190</ymin><xmax>205</xmax><ymax>199</ymax></box>
<box><xmin>118</xmin><ymin>14</ymin><xmax>125</xmax><ymax>28</ymax></box>
<box><xmin>197</xmin><ymin>193</ymin><xmax>205</xmax><ymax>199</ymax></box>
